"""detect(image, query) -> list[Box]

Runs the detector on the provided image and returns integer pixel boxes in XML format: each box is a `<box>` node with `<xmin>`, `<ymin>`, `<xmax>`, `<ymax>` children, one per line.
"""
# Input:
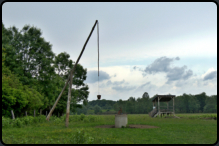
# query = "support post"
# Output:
<box><xmin>158</xmin><ymin>97</ymin><xmax>160</xmax><ymax>117</ymax></box>
<box><xmin>25</xmin><ymin>111</ymin><xmax>28</xmax><ymax>116</ymax></box>
<box><xmin>40</xmin><ymin>109</ymin><xmax>42</xmax><ymax>115</ymax></box>
<box><xmin>66</xmin><ymin>68</ymin><xmax>73</xmax><ymax>127</ymax></box>
<box><xmin>34</xmin><ymin>109</ymin><xmax>36</xmax><ymax>117</ymax></box>
<box><xmin>173</xmin><ymin>96</ymin><xmax>175</xmax><ymax>115</ymax></box>
<box><xmin>46</xmin><ymin>20</ymin><xmax>98</xmax><ymax>121</ymax></box>
<box><xmin>167</xmin><ymin>102</ymin><xmax>169</xmax><ymax>112</ymax></box>
<box><xmin>11</xmin><ymin>110</ymin><xmax>15</xmax><ymax>119</ymax></box>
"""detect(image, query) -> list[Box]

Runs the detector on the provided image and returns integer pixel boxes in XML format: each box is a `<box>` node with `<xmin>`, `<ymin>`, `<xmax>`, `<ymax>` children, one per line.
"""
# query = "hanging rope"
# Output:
<box><xmin>97</xmin><ymin>21</ymin><xmax>99</xmax><ymax>95</ymax></box>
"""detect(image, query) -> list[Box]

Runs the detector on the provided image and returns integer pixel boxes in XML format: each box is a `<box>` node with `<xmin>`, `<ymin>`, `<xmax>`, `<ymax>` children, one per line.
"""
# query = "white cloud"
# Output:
<box><xmin>201</xmin><ymin>67</ymin><xmax>216</xmax><ymax>79</ymax></box>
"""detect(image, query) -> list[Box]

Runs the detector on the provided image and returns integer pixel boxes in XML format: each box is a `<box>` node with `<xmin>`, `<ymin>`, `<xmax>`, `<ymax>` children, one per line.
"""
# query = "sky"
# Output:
<box><xmin>2</xmin><ymin>2</ymin><xmax>217</xmax><ymax>102</ymax></box>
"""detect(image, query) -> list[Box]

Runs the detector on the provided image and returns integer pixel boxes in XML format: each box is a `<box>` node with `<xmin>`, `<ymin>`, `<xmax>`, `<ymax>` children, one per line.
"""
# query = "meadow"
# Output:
<box><xmin>2</xmin><ymin>113</ymin><xmax>217</xmax><ymax>144</ymax></box>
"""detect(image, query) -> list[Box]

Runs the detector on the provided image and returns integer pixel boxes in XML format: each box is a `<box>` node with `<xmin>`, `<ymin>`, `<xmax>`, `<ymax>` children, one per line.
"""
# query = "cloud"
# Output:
<box><xmin>85</xmin><ymin>70</ymin><xmax>110</xmax><ymax>83</ymax></box>
<box><xmin>143</xmin><ymin>56</ymin><xmax>175</xmax><ymax>74</ymax></box>
<box><xmin>142</xmin><ymin>56</ymin><xmax>193</xmax><ymax>82</ymax></box>
<box><xmin>134</xmin><ymin>81</ymin><xmax>156</xmax><ymax>93</ymax></box>
<box><xmin>203</xmin><ymin>70</ymin><xmax>217</xmax><ymax>81</ymax></box>
<box><xmin>112</xmin><ymin>85</ymin><xmax>136</xmax><ymax>92</ymax></box>
<box><xmin>106</xmin><ymin>79</ymin><xmax>125</xmax><ymax>86</ymax></box>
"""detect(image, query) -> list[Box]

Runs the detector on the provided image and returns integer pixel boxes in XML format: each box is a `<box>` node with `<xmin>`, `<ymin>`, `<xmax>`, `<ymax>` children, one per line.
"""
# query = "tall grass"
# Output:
<box><xmin>2</xmin><ymin>113</ymin><xmax>217</xmax><ymax>144</ymax></box>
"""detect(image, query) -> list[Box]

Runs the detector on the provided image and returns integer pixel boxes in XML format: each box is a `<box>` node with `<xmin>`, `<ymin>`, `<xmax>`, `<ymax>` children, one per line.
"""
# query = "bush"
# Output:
<box><xmin>22</xmin><ymin>116</ymin><xmax>34</xmax><ymax>125</ymax></box>
<box><xmin>80</xmin><ymin>114</ymin><xmax>85</xmax><ymax>121</ymax></box>
<box><xmin>38</xmin><ymin>115</ymin><xmax>47</xmax><ymax>123</ymax></box>
<box><xmin>13</xmin><ymin>118</ymin><xmax>23</xmax><ymax>128</ymax></box>
<box><xmin>72</xmin><ymin>129</ymin><xmax>87</xmax><ymax>144</ymax></box>
<box><xmin>53</xmin><ymin>117</ymin><xmax>62</xmax><ymax>124</ymax></box>
<box><xmin>72</xmin><ymin>129</ymin><xmax>95</xmax><ymax>144</ymax></box>
<box><xmin>2</xmin><ymin>116</ymin><xmax>12</xmax><ymax>128</ymax></box>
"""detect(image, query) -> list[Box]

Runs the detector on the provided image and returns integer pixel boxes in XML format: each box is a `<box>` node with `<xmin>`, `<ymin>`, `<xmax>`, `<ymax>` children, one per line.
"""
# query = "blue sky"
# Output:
<box><xmin>2</xmin><ymin>2</ymin><xmax>217</xmax><ymax>102</ymax></box>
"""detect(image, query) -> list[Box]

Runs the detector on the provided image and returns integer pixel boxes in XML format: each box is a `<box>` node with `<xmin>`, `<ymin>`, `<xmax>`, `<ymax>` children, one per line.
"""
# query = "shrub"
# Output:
<box><xmin>13</xmin><ymin>118</ymin><xmax>23</xmax><ymax>128</ymax></box>
<box><xmin>80</xmin><ymin>114</ymin><xmax>85</xmax><ymax>121</ymax></box>
<box><xmin>32</xmin><ymin>117</ymin><xmax>38</xmax><ymax>124</ymax></box>
<box><xmin>38</xmin><ymin>115</ymin><xmax>47</xmax><ymax>123</ymax></box>
<box><xmin>53</xmin><ymin>117</ymin><xmax>62</xmax><ymax>124</ymax></box>
<box><xmin>22</xmin><ymin>116</ymin><xmax>34</xmax><ymax>125</ymax></box>
<box><xmin>72</xmin><ymin>129</ymin><xmax>95</xmax><ymax>144</ymax></box>
<box><xmin>2</xmin><ymin>116</ymin><xmax>12</xmax><ymax>128</ymax></box>
<box><xmin>72</xmin><ymin>129</ymin><xmax>87</xmax><ymax>144</ymax></box>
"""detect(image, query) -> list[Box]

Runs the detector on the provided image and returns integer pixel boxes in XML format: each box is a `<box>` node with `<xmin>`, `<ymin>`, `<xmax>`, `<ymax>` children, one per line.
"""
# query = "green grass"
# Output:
<box><xmin>2</xmin><ymin>113</ymin><xmax>217</xmax><ymax>144</ymax></box>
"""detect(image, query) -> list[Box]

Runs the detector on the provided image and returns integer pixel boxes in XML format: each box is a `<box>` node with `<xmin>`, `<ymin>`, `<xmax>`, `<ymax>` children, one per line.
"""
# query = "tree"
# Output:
<box><xmin>188</xmin><ymin>95</ymin><xmax>200</xmax><ymax>113</ymax></box>
<box><xmin>94</xmin><ymin>105</ymin><xmax>102</xmax><ymax>114</ymax></box>
<box><xmin>195</xmin><ymin>92</ymin><xmax>207</xmax><ymax>113</ymax></box>
<box><xmin>2</xmin><ymin>48</ymin><xmax>44</xmax><ymax>117</ymax></box>
<box><xmin>203</xmin><ymin>95</ymin><xmax>217</xmax><ymax>113</ymax></box>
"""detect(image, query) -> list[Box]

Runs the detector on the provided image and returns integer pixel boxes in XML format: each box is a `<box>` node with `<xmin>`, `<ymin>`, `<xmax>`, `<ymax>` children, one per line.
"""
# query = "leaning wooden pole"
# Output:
<box><xmin>46</xmin><ymin>20</ymin><xmax>98</xmax><ymax>121</ymax></box>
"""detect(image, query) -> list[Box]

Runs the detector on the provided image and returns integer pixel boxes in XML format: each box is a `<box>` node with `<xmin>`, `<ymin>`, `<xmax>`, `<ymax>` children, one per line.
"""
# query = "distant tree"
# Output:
<box><xmin>195</xmin><ymin>92</ymin><xmax>207</xmax><ymax>113</ymax></box>
<box><xmin>94</xmin><ymin>105</ymin><xmax>102</xmax><ymax>114</ymax></box>
<box><xmin>203</xmin><ymin>95</ymin><xmax>217</xmax><ymax>113</ymax></box>
<box><xmin>188</xmin><ymin>95</ymin><xmax>200</xmax><ymax>113</ymax></box>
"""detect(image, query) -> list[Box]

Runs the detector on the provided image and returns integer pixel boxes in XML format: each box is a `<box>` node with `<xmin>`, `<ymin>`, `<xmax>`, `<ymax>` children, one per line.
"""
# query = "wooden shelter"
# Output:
<box><xmin>149</xmin><ymin>95</ymin><xmax>176</xmax><ymax>117</ymax></box>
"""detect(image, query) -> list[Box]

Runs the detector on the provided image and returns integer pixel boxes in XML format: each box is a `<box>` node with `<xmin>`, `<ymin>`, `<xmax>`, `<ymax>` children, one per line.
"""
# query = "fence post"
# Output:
<box><xmin>34</xmin><ymin>109</ymin><xmax>36</xmax><ymax>117</ymax></box>
<box><xmin>40</xmin><ymin>109</ymin><xmax>42</xmax><ymax>115</ymax></box>
<box><xmin>11</xmin><ymin>110</ymin><xmax>15</xmax><ymax>119</ymax></box>
<box><xmin>25</xmin><ymin>111</ymin><xmax>28</xmax><ymax>116</ymax></box>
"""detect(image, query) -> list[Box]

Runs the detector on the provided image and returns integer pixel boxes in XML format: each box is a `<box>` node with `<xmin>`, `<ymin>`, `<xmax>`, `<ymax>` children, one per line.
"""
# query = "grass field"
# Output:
<box><xmin>2</xmin><ymin>113</ymin><xmax>217</xmax><ymax>144</ymax></box>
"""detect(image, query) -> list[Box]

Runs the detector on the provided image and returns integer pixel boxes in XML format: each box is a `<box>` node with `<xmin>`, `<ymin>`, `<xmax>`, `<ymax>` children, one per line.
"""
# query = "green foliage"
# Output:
<box><xmin>80</xmin><ymin>114</ymin><xmax>85</xmax><ymax>121</ymax></box>
<box><xmin>72</xmin><ymin>129</ymin><xmax>87</xmax><ymax>144</ymax></box>
<box><xmin>2</xmin><ymin>22</ymin><xmax>90</xmax><ymax>117</ymax></box>
<box><xmin>94</xmin><ymin>105</ymin><xmax>102</xmax><ymax>114</ymax></box>
<box><xmin>22</xmin><ymin>116</ymin><xmax>34</xmax><ymax>125</ymax></box>
<box><xmin>13</xmin><ymin>118</ymin><xmax>23</xmax><ymax>128</ymax></box>
<box><xmin>2</xmin><ymin>116</ymin><xmax>13</xmax><ymax>128</ymax></box>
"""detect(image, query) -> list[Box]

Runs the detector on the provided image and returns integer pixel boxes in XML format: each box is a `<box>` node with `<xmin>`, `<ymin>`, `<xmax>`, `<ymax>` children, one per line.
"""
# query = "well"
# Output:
<box><xmin>115</xmin><ymin>114</ymin><xmax>128</xmax><ymax>128</ymax></box>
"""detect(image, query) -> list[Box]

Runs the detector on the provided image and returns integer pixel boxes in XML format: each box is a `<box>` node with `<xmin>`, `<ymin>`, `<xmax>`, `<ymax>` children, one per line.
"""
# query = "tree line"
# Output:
<box><xmin>75</xmin><ymin>92</ymin><xmax>217</xmax><ymax>115</ymax></box>
<box><xmin>2</xmin><ymin>22</ymin><xmax>89</xmax><ymax>118</ymax></box>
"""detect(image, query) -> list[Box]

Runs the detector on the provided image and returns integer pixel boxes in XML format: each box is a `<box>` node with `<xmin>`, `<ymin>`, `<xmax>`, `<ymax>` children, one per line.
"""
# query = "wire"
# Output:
<box><xmin>97</xmin><ymin>21</ymin><xmax>99</xmax><ymax>95</ymax></box>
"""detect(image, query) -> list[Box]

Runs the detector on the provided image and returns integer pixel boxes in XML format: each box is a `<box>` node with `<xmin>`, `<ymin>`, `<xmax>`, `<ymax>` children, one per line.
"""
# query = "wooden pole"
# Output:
<box><xmin>34</xmin><ymin>109</ymin><xmax>36</xmax><ymax>117</ymax></box>
<box><xmin>46</xmin><ymin>20</ymin><xmax>98</xmax><ymax>121</ymax></box>
<box><xmin>25</xmin><ymin>111</ymin><xmax>28</xmax><ymax>116</ymax></box>
<box><xmin>11</xmin><ymin>110</ymin><xmax>15</xmax><ymax>119</ymax></box>
<box><xmin>66</xmin><ymin>71</ymin><xmax>73</xmax><ymax>127</ymax></box>
<box><xmin>46</xmin><ymin>111</ymin><xmax>47</xmax><ymax>117</ymax></box>
<box><xmin>40</xmin><ymin>109</ymin><xmax>42</xmax><ymax>115</ymax></box>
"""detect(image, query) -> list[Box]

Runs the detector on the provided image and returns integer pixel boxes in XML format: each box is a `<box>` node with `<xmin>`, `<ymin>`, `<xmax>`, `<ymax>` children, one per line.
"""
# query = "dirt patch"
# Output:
<box><xmin>95</xmin><ymin>125</ymin><xmax>159</xmax><ymax>129</ymax></box>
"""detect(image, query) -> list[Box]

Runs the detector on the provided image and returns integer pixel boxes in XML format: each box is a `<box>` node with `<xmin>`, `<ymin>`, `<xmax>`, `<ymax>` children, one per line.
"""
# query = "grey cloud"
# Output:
<box><xmin>112</xmin><ymin>85</ymin><xmax>136</xmax><ymax>92</ymax></box>
<box><xmin>144</xmin><ymin>56</ymin><xmax>175</xmax><ymax>74</ymax></box>
<box><xmin>135</xmin><ymin>82</ymin><xmax>154</xmax><ymax>92</ymax></box>
<box><xmin>166</xmin><ymin>66</ymin><xmax>187</xmax><ymax>81</ymax></box>
<box><xmin>142</xmin><ymin>56</ymin><xmax>193</xmax><ymax>82</ymax></box>
<box><xmin>204</xmin><ymin>71</ymin><xmax>217</xmax><ymax>81</ymax></box>
<box><xmin>175</xmin><ymin>57</ymin><xmax>180</xmax><ymax>60</ymax></box>
<box><xmin>106</xmin><ymin>79</ymin><xmax>125</xmax><ymax>86</ymax></box>
<box><xmin>183</xmin><ymin>69</ymin><xmax>193</xmax><ymax>80</ymax></box>
<box><xmin>85</xmin><ymin>70</ymin><xmax>110</xmax><ymax>83</ymax></box>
